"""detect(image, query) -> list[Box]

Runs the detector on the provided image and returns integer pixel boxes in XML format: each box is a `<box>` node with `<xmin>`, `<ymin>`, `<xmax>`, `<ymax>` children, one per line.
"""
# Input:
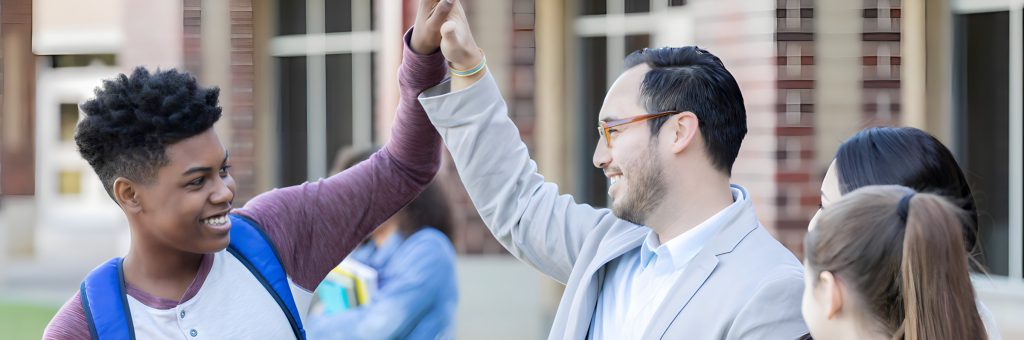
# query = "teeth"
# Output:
<box><xmin>203</xmin><ymin>215</ymin><xmax>228</xmax><ymax>226</ymax></box>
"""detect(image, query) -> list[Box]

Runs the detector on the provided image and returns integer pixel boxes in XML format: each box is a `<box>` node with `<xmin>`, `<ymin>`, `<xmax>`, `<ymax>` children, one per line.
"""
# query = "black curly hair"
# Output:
<box><xmin>75</xmin><ymin>67</ymin><xmax>222</xmax><ymax>201</ymax></box>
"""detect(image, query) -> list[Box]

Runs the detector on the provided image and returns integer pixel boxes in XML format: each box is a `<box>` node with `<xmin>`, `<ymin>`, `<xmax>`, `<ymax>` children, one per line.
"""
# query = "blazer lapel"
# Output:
<box><xmin>566</xmin><ymin>226</ymin><xmax>649</xmax><ymax>339</ymax></box>
<box><xmin>641</xmin><ymin>251</ymin><xmax>719</xmax><ymax>339</ymax></box>
<box><xmin>642</xmin><ymin>203</ymin><xmax>761</xmax><ymax>339</ymax></box>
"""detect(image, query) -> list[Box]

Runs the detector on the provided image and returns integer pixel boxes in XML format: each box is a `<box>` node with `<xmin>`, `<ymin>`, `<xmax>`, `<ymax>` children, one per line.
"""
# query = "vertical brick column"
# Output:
<box><xmin>1</xmin><ymin>0</ymin><xmax>35</xmax><ymax>196</ymax></box>
<box><xmin>182</xmin><ymin>0</ymin><xmax>258</xmax><ymax>203</ymax></box>
<box><xmin>183</xmin><ymin>0</ymin><xmax>203</xmax><ymax>75</ymax></box>
<box><xmin>862</xmin><ymin>0</ymin><xmax>901</xmax><ymax>125</ymax></box>
<box><xmin>229</xmin><ymin>0</ymin><xmax>258</xmax><ymax>203</ymax></box>
<box><xmin>774</xmin><ymin>0</ymin><xmax>817</xmax><ymax>256</ymax></box>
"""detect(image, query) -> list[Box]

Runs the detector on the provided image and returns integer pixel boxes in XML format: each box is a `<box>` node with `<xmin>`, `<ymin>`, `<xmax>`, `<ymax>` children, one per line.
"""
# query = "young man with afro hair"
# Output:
<box><xmin>42</xmin><ymin>1</ymin><xmax>457</xmax><ymax>337</ymax></box>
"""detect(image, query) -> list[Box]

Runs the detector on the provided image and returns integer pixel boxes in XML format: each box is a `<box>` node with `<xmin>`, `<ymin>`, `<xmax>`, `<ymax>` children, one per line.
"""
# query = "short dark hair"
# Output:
<box><xmin>834</xmin><ymin>126</ymin><xmax>980</xmax><ymax>264</ymax></box>
<box><xmin>75</xmin><ymin>67</ymin><xmax>222</xmax><ymax>200</ymax></box>
<box><xmin>623</xmin><ymin>46</ymin><xmax>747</xmax><ymax>174</ymax></box>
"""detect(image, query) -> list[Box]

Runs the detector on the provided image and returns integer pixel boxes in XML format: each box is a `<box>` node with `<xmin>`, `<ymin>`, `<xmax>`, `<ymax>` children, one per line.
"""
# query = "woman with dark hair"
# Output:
<box><xmin>803</xmin><ymin>185</ymin><xmax>987</xmax><ymax>340</ymax></box>
<box><xmin>812</xmin><ymin>126</ymin><xmax>999</xmax><ymax>338</ymax></box>
<box><xmin>306</xmin><ymin>146</ymin><xmax>458</xmax><ymax>340</ymax></box>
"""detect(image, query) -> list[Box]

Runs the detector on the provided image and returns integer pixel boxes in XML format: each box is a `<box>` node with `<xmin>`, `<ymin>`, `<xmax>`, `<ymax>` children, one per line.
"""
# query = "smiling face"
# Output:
<box><xmin>127</xmin><ymin>128</ymin><xmax>236</xmax><ymax>253</ymax></box>
<box><xmin>592</xmin><ymin>64</ymin><xmax>669</xmax><ymax>225</ymax></box>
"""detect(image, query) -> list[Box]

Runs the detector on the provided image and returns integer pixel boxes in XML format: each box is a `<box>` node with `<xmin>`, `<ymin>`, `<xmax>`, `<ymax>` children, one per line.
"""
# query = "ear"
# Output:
<box><xmin>113</xmin><ymin>177</ymin><xmax>143</xmax><ymax>213</ymax></box>
<box><xmin>819</xmin><ymin>271</ymin><xmax>844</xmax><ymax>320</ymax></box>
<box><xmin>668</xmin><ymin>111</ymin><xmax>699</xmax><ymax>154</ymax></box>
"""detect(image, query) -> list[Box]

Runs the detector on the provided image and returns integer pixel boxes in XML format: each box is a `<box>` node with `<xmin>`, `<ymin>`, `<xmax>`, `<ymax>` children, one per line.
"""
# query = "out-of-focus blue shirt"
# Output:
<box><xmin>307</xmin><ymin>227</ymin><xmax>458</xmax><ymax>340</ymax></box>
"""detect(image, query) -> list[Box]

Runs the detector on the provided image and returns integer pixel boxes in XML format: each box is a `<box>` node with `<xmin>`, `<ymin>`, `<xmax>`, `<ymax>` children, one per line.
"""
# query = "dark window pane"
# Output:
<box><xmin>278</xmin><ymin>0</ymin><xmax>306</xmax><ymax>35</ymax></box>
<box><xmin>577</xmin><ymin>36</ymin><xmax>608</xmax><ymax>207</ymax></box>
<box><xmin>326</xmin><ymin>0</ymin><xmax>353</xmax><ymax>33</ymax></box>
<box><xmin>958</xmin><ymin>11</ymin><xmax>1010</xmax><ymax>275</ymax></box>
<box><xmin>580</xmin><ymin>0</ymin><xmax>607</xmax><ymax>15</ymax></box>
<box><xmin>669</xmin><ymin>0</ymin><xmax>686</xmax><ymax>6</ymax></box>
<box><xmin>278</xmin><ymin>57</ymin><xmax>308</xmax><ymax>186</ymax></box>
<box><xmin>326</xmin><ymin>53</ymin><xmax>355</xmax><ymax>174</ymax></box>
<box><xmin>624</xmin><ymin>34</ymin><xmax>650</xmax><ymax>58</ymax></box>
<box><xmin>60</xmin><ymin>104</ymin><xmax>80</xmax><ymax>142</ymax></box>
<box><xmin>625</xmin><ymin>0</ymin><xmax>649</xmax><ymax>13</ymax></box>
<box><xmin>52</xmin><ymin>54</ymin><xmax>116</xmax><ymax>68</ymax></box>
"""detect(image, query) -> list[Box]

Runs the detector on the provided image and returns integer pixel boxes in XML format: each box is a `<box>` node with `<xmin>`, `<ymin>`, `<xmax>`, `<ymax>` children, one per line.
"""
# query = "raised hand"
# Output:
<box><xmin>438</xmin><ymin>0</ymin><xmax>483</xmax><ymax>71</ymax></box>
<box><xmin>411</xmin><ymin>0</ymin><xmax>456</xmax><ymax>54</ymax></box>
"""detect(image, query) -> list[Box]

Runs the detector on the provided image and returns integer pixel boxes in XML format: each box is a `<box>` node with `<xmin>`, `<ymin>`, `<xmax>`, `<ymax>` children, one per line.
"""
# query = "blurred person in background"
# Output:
<box><xmin>306</xmin><ymin>146</ymin><xmax>458</xmax><ymax>340</ymax></box>
<box><xmin>802</xmin><ymin>185</ymin><xmax>987</xmax><ymax>340</ymax></box>
<box><xmin>812</xmin><ymin>126</ymin><xmax>1000</xmax><ymax>338</ymax></box>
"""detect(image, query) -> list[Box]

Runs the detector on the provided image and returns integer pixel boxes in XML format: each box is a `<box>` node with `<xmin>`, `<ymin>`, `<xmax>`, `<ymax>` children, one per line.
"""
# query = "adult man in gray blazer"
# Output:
<box><xmin>413</xmin><ymin>2</ymin><xmax>808</xmax><ymax>338</ymax></box>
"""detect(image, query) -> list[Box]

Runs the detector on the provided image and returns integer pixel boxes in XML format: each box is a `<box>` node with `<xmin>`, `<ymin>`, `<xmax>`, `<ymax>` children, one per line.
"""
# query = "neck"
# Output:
<box><xmin>647</xmin><ymin>171</ymin><xmax>734</xmax><ymax>244</ymax></box>
<box><xmin>371</xmin><ymin>218</ymin><xmax>401</xmax><ymax>247</ymax></box>
<box><xmin>834</xmin><ymin>318</ymin><xmax>890</xmax><ymax>340</ymax></box>
<box><xmin>122</xmin><ymin>222</ymin><xmax>204</xmax><ymax>301</ymax></box>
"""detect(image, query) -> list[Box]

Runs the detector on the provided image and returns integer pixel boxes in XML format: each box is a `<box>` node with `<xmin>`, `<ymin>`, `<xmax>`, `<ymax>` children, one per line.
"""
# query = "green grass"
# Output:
<box><xmin>0</xmin><ymin>301</ymin><xmax>59</xmax><ymax>340</ymax></box>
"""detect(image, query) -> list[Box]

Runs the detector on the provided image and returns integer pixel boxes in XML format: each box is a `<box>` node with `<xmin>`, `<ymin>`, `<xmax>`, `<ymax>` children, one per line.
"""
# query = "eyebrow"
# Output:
<box><xmin>600</xmin><ymin>116</ymin><xmax>621</xmax><ymax>123</ymax></box>
<box><xmin>181</xmin><ymin>151</ymin><xmax>230</xmax><ymax>176</ymax></box>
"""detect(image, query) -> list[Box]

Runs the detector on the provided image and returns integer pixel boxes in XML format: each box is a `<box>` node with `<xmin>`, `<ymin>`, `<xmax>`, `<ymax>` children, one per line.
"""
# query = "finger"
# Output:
<box><xmin>431</xmin><ymin>0</ymin><xmax>454</xmax><ymax>22</ymax></box>
<box><xmin>418</xmin><ymin>0</ymin><xmax>438</xmax><ymax>13</ymax></box>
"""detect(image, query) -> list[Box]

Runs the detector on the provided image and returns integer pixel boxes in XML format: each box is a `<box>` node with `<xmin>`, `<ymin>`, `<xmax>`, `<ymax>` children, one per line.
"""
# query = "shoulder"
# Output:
<box><xmin>43</xmin><ymin>291</ymin><xmax>92</xmax><ymax>340</ymax></box>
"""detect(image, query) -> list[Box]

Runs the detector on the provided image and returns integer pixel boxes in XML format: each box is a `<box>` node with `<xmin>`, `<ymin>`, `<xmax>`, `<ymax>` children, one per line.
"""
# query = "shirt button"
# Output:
<box><xmin>190</xmin><ymin>329</ymin><xmax>198</xmax><ymax>337</ymax></box>
<box><xmin>180</xmin><ymin>310</ymin><xmax>186</xmax><ymax>319</ymax></box>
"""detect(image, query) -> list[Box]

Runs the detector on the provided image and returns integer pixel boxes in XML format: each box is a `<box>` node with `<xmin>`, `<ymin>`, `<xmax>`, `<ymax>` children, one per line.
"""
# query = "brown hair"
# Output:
<box><xmin>805</xmin><ymin>185</ymin><xmax>986</xmax><ymax>340</ymax></box>
<box><xmin>332</xmin><ymin>146</ymin><xmax>454</xmax><ymax>243</ymax></box>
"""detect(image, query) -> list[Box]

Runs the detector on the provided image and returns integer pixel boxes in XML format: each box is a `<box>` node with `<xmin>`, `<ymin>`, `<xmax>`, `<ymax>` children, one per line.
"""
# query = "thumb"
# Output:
<box><xmin>440</xmin><ymin>20</ymin><xmax>459</xmax><ymax>40</ymax></box>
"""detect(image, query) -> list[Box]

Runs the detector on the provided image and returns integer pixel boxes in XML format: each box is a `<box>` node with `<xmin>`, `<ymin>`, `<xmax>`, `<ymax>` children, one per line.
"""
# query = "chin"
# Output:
<box><xmin>199</xmin><ymin>235</ymin><xmax>232</xmax><ymax>253</ymax></box>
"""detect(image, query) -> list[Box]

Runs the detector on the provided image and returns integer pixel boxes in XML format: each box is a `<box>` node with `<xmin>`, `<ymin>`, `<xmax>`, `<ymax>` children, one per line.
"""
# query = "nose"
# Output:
<box><xmin>211</xmin><ymin>174</ymin><xmax>236</xmax><ymax>206</ymax></box>
<box><xmin>593</xmin><ymin>140</ymin><xmax>610</xmax><ymax>169</ymax></box>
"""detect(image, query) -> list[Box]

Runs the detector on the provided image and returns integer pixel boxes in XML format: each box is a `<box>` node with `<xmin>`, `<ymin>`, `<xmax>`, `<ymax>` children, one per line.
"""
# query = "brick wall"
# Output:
<box><xmin>0</xmin><ymin>0</ymin><xmax>35</xmax><ymax>196</ymax></box>
<box><xmin>774</xmin><ymin>0</ymin><xmax>818</xmax><ymax>257</ymax></box>
<box><xmin>862</xmin><ymin>0</ymin><xmax>901</xmax><ymax>125</ymax></box>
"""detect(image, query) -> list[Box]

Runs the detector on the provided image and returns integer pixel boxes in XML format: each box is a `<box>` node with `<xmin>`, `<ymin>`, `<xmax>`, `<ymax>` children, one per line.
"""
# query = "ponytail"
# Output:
<box><xmin>899</xmin><ymin>193</ymin><xmax>987</xmax><ymax>340</ymax></box>
<box><xmin>806</xmin><ymin>186</ymin><xmax>987</xmax><ymax>340</ymax></box>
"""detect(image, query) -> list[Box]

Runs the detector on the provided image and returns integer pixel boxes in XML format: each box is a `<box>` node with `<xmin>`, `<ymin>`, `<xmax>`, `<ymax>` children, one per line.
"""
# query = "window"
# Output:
<box><xmin>51</xmin><ymin>54</ymin><xmax>116</xmax><ymax>68</ymax></box>
<box><xmin>59</xmin><ymin>103</ymin><xmax>80</xmax><ymax>142</ymax></box>
<box><xmin>953</xmin><ymin>1</ymin><xmax>1024</xmax><ymax>279</ymax></box>
<box><xmin>272</xmin><ymin>0</ymin><xmax>378</xmax><ymax>186</ymax></box>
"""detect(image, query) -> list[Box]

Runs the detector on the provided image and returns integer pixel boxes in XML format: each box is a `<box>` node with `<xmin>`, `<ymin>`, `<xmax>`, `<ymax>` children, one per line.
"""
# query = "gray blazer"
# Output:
<box><xmin>419</xmin><ymin>72</ymin><xmax>809</xmax><ymax>339</ymax></box>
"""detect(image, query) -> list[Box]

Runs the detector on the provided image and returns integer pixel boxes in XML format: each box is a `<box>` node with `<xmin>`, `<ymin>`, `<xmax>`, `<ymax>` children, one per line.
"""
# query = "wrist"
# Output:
<box><xmin>449</xmin><ymin>48</ymin><xmax>483</xmax><ymax>70</ymax></box>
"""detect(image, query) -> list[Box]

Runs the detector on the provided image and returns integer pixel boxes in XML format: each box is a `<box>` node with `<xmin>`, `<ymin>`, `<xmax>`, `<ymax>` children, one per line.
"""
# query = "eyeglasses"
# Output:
<box><xmin>596</xmin><ymin>111</ymin><xmax>679</xmax><ymax>148</ymax></box>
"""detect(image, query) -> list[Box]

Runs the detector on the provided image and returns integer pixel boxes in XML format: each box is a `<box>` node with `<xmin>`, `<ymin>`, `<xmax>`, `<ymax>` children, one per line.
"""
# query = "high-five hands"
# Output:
<box><xmin>438</xmin><ymin>0</ymin><xmax>482</xmax><ymax>71</ymax></box>
<box><xmin>411</xmin><ymin>0</ymin><xmax>456</xmax><ymax>54</ymax></box>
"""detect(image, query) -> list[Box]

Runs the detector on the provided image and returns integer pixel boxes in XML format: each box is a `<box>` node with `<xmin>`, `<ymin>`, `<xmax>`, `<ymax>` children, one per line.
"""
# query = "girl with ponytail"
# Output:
<box><xmin>812</xmin><ymin>126</ymin><xmax>999</xmax><ymax>338</ymax></box>
<box><xmin>802</xmin><ymin>185</ymin><xmax>987</xmax><ymax>340</ymax></box>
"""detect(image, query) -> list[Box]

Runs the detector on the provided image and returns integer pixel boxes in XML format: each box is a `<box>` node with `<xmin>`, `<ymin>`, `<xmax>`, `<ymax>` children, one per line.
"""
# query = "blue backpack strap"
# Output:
<box><xmin>227</xmin><ymin>214</ymin><xmax>306</xmax><ymax>339</ymax></box>
<box><xmin>80</xmin><ymin>257</ymin><xmax>135</xmax><ymax>340</ymax></box>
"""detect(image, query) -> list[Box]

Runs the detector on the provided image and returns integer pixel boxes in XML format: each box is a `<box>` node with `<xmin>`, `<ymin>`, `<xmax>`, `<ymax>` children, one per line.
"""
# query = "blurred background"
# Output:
<box><xmin>0</xmin><ymin>0</ymin><xmax>1022</xmax><ymax>338</ymax></box>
